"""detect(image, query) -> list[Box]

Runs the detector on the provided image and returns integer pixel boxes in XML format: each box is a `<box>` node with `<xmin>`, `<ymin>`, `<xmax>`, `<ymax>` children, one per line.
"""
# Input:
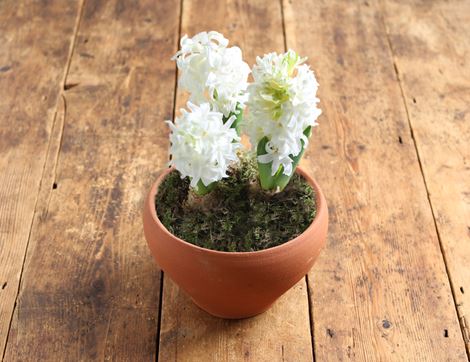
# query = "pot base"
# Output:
<box><xmin>190</xmin><ymin>297</ymin><xmax>274</xmax><ymax>319</ymax></box>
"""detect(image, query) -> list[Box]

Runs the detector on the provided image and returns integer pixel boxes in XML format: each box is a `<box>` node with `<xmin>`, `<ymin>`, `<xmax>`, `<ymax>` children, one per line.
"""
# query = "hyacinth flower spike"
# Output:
<box><xmin>245</xmin><ymin>50</ymin><xmax>322</xmax><ymax>191</ymax></box>
<box><xmin>172</xmin><ymin>31</ymin><xmax>250</xmax><ymax>135</ymax></box>
<box><xmin>167</xmin><ymin>102</ymin><xmax>242</xmax><ymax>196</ymax></box>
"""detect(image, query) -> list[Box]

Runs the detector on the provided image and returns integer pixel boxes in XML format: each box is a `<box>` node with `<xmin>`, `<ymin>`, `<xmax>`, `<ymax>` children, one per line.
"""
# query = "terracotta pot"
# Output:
<box><xmin>143</xmin><ymin>166</ymin><xmax>328</xmax><ymax>319</ymax></box>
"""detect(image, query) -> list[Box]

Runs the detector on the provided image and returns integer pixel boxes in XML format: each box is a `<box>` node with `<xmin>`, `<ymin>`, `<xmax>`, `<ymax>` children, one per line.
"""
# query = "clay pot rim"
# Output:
<box><xmin>147</xmin><ymin>166</ymin><xmax>326</xmax><ymax>257</ymax></box>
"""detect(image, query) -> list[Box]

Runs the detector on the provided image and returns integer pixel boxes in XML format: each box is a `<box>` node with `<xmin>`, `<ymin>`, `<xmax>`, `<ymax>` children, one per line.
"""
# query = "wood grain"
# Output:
<box><xmin>283</xmin><ymin>0</ymin><xmax>467</xmax><ymax>360</ymax></box>
<box><xmin>0</xmin><ymin>0</ymin><xmax>80</xmax><ymax>357</ymax></box>
<box><xmin>382</xmin><ymin>0</ymin><xmax>470</xmax><ymax>354</ymax></box>
<box><xmin>1</xmin><ymin>0</ymin><xmax>468</xmax><ymax>360</ymax></box>
<box><xmin>161</xmin><ymin>278</ymin><xmax>312</xmax><ymax>361</ymax></box>
<box><xmin>2</xmin><ymin>0</ymin><xmax>180</xmax><ymax>360</ymax></box>
<box><xmin>159</xmin><ymin>0</ymin><xmax>314</xmax><ymax>360</ymax></box>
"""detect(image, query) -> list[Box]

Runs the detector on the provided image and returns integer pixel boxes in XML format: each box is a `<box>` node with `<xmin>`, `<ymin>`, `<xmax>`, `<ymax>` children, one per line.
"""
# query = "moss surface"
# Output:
<box><xmin>155</xmin><ymin>155</ymin><xmax>317</xmax><ymax>252</ymax></box>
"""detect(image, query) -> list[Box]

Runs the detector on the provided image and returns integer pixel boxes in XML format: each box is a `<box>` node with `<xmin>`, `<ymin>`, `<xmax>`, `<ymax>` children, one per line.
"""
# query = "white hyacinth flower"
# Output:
<box><xmin>245</xmin><ymin>50</ymin><xmax>322</xmax><ymax>177</ymax></box>
<box><xmin>172</xmin><ymin>31</ymin><xmax>251</xmax><ymax>117</ymax></box>
<box><xmin>167</xmin><ymin>102</ymin><xmax>241</xmax><ymax>189</ymax></box>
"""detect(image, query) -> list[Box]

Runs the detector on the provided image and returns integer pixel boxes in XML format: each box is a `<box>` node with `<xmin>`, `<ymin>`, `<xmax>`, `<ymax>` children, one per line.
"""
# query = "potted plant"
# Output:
<box><xmin>143</xmin><ymin>31</ymin><xmax>328</xmax><ymax>319</ymax></box>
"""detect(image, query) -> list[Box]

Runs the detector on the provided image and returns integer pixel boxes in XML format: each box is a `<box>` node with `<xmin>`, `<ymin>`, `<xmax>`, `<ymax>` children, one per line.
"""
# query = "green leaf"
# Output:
<box><xmin>272</xmin><ymin>126</ymin><xmax>312</xmax><ymax>191</ymax></box>
<box><xmin>257</xmin><ymin>136</ymin><xmax>276</xmax><ymax>190</ymax></box>
<box><xmin>256</xmin><ymin>126</ymin><xmax>312</xmax><ymax>192</ymax></box>
<box><xmin>223</xmin><ymin>103</ymin><xmax>243</xmax><ymax>136</ymax></box>
<box><xmin>193</xmin><ymin>179</ymin><xmax>216</xmax><ymax>196</ymax></box>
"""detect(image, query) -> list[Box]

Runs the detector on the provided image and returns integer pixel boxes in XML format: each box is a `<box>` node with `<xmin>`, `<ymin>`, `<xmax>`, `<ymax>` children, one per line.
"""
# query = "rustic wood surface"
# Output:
<box><xmin>382</xmin><ymin>0</ymin><xmax>470</xmax><ymax>352</ymax></box>
<box><xmin>2</xmin><ymin>0</ymin><xmax>178</xmax><ymax>360</ymax></box>
<box><xmin>285</xmin><ymin>0</ymin><xmax>468</xmax><ymax>360</ymax></box>
<box><xmin>0</xmin><ymin>0</ymin><xmax>80</xmax><ymax>356</ymax></box>
<box><xmin>0</xmin><ymin>0</ymin><xmax>468</xmax><ymax>361</ymax></box>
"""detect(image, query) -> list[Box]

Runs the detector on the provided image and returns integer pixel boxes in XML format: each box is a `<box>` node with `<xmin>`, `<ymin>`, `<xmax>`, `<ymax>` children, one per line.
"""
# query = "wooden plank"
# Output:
<box><xmin>382</xmin><ymin>0</ymin><xmax>470</xmax><ymax>354</ymax></box>
<box><xmin>0</xmin><ymin>0</ymin><xmax>80</xmax><ymax>357</ymax></box>
<box><xmin>283</xmin><ymin>0</ymin><xmax>468</xmax><ymax>360</ymax></box>
<box><xmin>2</xmin><ymin>0</ymin><xmax>180</xmax><ymax>360</ymax></box>
<box><xmin>161</xmin><ymin>279</ymin><xmax>312</xmax><ymax>361</ymax></box>
<box><xmin>159</xmin><ymin>0</ymin><xmax>314</xmax><ymax>360</ymax></box>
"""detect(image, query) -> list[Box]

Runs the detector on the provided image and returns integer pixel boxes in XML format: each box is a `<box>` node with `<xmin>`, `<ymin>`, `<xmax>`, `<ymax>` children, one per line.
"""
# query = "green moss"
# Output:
<box><xmin>155</xmin><ymin>154</ymin><xmax>316</xmax><ymax>252</ymax></box>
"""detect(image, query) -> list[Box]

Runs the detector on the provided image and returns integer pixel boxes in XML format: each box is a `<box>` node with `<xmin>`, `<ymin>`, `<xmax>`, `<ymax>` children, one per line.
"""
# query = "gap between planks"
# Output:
<box><xmin>155</xmin><ymin>271</ymin><xmax>164</xmax><ymax>362</ymax></box>
<box><xmin>156</xmin><ymin>0</ymin><xmax>183</xmax><ymax>361</ymax></box>
<box><xmin>1</xmin><ymin>1</ymin><xmax>86</xmax><ymax>360</ymax></box>
<box><xmin>279</xmin><ymin>0</ymin><xmax>317</xmax><ymax>358</ymax></box>
<box><xmin>378</xmin><ymin>1</ymin><xmax>470</xmax><ymax>358</ymax></box>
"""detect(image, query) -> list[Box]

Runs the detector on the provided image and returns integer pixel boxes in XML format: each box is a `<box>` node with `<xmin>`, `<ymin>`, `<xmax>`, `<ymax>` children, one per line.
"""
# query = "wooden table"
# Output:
<box><xmin>1</xmin><ymin>0</ymin><xmax>469</xmax><ymax>360</ymax></box>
